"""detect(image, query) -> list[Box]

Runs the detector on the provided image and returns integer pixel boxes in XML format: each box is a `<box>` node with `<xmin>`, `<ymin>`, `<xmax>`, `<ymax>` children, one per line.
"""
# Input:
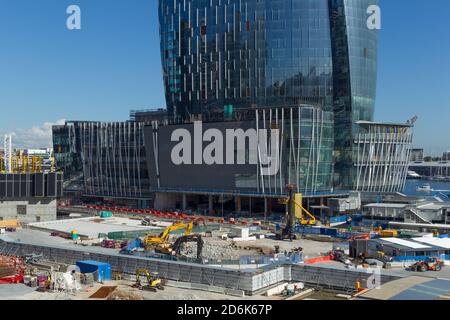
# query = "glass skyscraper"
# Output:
<box><xmin>159</xmin><ymin>0</ymin><xmax>339</xmax><ymax>120</ymax></box>
<box><xmin>51</xmin><ymin>0</ymin><xmax>412</xmax><ymax>211</ymax></box>
<box><xmin>329</xmin><ymin>0</ymin><xmax>378</xmax><ymax>189</ymax></box>
<box><xmin>159</xmin><ymin>0</ymin><xmax>379</xmax><ymax>190</ymax></box>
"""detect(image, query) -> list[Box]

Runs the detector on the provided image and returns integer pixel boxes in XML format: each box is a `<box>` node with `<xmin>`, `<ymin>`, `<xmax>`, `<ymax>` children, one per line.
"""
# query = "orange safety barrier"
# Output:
<box><xmin>304</xmin><ymin>255</ymin><xmax>332</xmax><ymax>265</ymax></box>
<box><xmin>0</xmin><ymin>274</ymin><xmax>24</xmax><ymax>285</ymax></box>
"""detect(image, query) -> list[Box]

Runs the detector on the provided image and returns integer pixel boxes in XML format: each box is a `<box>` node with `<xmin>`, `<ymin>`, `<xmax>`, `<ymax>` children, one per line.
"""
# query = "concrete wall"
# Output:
<box><xmin>0</xmin><ymin>198</ymin><xmax>56</xmax><ymax>223</ymax></box>
<box><xmin>153</xmin><ymin>192</ymin><xmax>181</xmax><ymax>210</ymax></box>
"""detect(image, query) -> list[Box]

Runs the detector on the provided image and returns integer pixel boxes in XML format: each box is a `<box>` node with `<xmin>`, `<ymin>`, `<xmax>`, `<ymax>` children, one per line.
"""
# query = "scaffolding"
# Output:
<box><xmin>0</xmin><ymin>135</ymin><xmax>55</xmax><ymax>174</ymax></box>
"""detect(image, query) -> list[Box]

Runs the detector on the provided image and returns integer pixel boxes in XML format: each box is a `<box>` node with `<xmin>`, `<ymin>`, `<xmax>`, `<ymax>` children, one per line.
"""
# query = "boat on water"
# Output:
<box><xmin>416</xmin><ymin>183</ymin><xmax>433</xmax><ymax>192</ymax></box>
<box><xmin>407</xmin><ymin>170</ymin><xmax>422</xmax><ymax>179</ymax></box>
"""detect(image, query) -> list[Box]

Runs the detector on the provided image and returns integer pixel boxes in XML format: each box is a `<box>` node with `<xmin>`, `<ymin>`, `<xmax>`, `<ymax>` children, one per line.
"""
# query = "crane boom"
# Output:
<box><xmin>292</xmin><ymin>198</ymin><xmax>316</xmax><ymax>225</ymax></box>
<box><xmin>144</xmin><ymin>222</ymin><xmax>193</xmax><ymax>246</ymax></box>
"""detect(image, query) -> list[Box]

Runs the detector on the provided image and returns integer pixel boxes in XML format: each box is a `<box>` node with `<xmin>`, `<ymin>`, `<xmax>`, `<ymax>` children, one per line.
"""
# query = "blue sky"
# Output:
<box><xmin>0</xmin><ymin>0</ymin><xmax>449</xmax><ymax>154</ymax></box>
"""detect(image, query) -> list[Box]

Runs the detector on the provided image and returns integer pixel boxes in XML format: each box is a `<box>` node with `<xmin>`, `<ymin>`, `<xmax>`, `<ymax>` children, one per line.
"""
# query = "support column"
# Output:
<box><xmin>182</xmin><ymin>194</ymin><xmax>187</xmax><ymax>211</ymax></box>
<box><xmin>208</xmin><ymin>195</ymin><xmax>213</xmax><ymax>214</ymax></box>
<box><xmin>235</xmin><ymin>196</ymin><xmax>241</xmax><ymax>213</ymax></box>
<box><xmin>264</xmin><ymin>198</ymin><xmax>268</xmax><ymax>221</ymax></box>
<box><xmin>320</xmin><ymin>197</ymin><xmax>324</xmax><ymax>222</ymax></box>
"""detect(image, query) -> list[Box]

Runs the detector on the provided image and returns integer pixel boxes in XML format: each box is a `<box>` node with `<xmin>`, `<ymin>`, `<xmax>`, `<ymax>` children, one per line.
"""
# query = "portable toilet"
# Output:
<box><xmin>71</xmin><ymin>230</ymin><xmax>79</xmax><ymax>241</ymax></box>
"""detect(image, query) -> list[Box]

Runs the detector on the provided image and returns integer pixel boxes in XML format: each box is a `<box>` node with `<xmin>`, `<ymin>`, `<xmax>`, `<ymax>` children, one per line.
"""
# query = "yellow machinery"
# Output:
<box><xmin>0</xmin><ymin>219</ymin><xmax>20</xmax><ymax>229</ymax></box>
<box><xmin>133</xmin><ymin>268</ymin><xmax>164</xmax><ymax>292</ymax></box>
<box><xmin>293</xmin><ymin>193</ymin><xmax>317</xmax><ymax>225</ymax></box>
<box><xmin>279</xmin><ymin>192</ymin><xmax>316</xmax><ymax>226</ymax></box>
<box><xmin>144</xmin><ymin>222</ymin><xmax>193</xmax><ymax>247</ymax></box>
<box><xmin>374</xmin><ymin>226</ymin><xmax>398</xmax><ymax>238</ymax></box>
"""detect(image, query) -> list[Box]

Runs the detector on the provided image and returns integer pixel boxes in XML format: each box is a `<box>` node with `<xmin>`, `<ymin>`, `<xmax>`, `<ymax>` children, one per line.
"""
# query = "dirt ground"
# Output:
<box><xmin>10</xmin><ymin>280</ymin><xmax>277</xmax><ymax>301</ymax></box>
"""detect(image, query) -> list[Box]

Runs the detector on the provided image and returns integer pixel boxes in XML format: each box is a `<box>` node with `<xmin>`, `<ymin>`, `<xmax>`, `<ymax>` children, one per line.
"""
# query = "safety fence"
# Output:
<box><xmin>291</xmin><ymin>225</ymin><xmax>373</xmax><ymax>240</ymax></box>
<box><xmin>329</xmin><ymin>214</ymin><xmax>364</xmax><ymax>226</ymax></box>
<box><xmin>85</xmin><ymin>205</ymin><xmax>266</xmax><ymax>226</ymax></box>
<box><xmin>98</xmin><ymin>224</ymin><xmax>223</xmax><ymax>240</ymax></box>
<box><xmin>393</xmin><ymin>254</ymin><xmax>450</xmax><ymax>262</ymax></box>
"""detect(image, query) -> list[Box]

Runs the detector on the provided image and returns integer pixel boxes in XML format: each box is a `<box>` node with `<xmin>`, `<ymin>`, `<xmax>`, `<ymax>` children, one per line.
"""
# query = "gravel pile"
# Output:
<box><xmin>179</xmin><ymin>241</ymin><xmax>239</xmax><ymax>260</ymax></box>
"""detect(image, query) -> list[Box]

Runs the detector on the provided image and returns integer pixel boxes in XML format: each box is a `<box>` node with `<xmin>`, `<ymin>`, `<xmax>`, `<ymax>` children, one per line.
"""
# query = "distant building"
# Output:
<box><xmin>443</xmin><ymin>151</ymin><xmax>450</xmax><ymax>161</ymax></box>
<box><xmin>363</xmin><ymin>201</ymin><xmax>450</xmax><ymax>224</ymax></box>
<box><xmin>409</xmin><ymin>162</ymin><xmax>450</xmax><ymax>178</ymax></box>
<box><xmin>411</xmin><ymin>149</ymin><xmax>424</xmax><ymax>162</ymax></box>
<box><xmin>129</xmin><ymin>109</ymin><xmax>168</xmax><ymax>124</ymax></box>
<box><xmin>0</xmin><ymin>172</ymin><xmax>63</xmax><ymax>223</ymax></box>
<box><xmin>52</xmin><ymin>115</ymin><xmax>156</xmax><ymax>208</ymax></box>
<box><xmin>367</xmin><ymin>237</ymin><xmax>450</xmax><ymax>258</ymax></box>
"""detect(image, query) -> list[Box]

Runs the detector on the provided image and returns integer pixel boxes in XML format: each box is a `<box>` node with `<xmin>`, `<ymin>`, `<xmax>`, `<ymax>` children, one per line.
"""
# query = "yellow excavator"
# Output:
<box><xmin>143</xmin><ymin>222</ymin><xmax>193</xmax><ymax>247</ymax></box>
<box><xmin>132</xmin><ymin>268</ymin><xmax>165</xmax><ymax>292</ymax></box>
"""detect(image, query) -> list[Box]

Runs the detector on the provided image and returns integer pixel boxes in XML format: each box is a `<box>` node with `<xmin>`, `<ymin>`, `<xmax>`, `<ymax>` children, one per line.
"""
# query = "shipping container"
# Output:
<box><xmin>100</xmin><ymin>211</ymin><xmax>113</xmax><ymax>218</ymax></box>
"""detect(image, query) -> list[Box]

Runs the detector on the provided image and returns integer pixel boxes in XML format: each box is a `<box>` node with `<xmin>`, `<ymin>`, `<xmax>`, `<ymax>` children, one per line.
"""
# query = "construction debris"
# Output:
<box><xmin>107</xmin><ymin>289</ymin><xmax>144</xmax><ymax>300</ymax></box>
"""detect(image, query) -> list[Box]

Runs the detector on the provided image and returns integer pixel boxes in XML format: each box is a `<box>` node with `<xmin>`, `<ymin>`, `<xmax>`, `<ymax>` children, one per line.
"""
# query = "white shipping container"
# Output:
<box><xmin>231</xmin><ymin>227</ymin><xmax>250</xmax><ymax>238</ymax></box>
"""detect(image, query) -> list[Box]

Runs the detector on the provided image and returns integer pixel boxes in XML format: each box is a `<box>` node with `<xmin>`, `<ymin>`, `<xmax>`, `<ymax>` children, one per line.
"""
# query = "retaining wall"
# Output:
<box><xmin>0</xmin><ymin>239</ymin><xmax>401</xmax><ymax>295</ymax></box>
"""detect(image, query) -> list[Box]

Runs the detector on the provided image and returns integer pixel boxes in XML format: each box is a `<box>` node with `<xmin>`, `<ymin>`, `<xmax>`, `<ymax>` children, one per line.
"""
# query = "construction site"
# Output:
<box><xmin>2</xmin><ymin>183</ymin><xmax>450</xmax><ymax>301</ymax></box>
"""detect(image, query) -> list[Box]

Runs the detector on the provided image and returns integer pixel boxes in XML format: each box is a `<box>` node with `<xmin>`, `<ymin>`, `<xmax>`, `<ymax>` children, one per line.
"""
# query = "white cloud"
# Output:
<box><xmin>2</xmin><ymin>119</ymin><xmax>66</xmax><ymax>149</ymax></box>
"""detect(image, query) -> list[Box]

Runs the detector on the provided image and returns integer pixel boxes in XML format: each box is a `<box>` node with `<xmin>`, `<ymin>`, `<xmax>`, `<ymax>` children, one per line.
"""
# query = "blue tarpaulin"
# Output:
<box><xmin>76</xmin><ymin>260</ymin><xmax>112</xmax><ymax>282</ymax></box>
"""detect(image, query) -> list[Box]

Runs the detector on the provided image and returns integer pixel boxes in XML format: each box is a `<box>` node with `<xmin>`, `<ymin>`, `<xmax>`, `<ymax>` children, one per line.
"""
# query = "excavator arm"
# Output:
<box><xmin>144</xmin><ymin>222</ymin><xmax>193</xmax><ymax>246</ymax></box>
<box><xmin>292</xmin><ymin>199</ymin><xmax>316</xmax><ymax>225</ymax></box>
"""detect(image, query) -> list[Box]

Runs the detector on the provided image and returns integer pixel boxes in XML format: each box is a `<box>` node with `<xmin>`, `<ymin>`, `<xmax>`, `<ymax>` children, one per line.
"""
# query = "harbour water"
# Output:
<box><xmin>404</xmin><ymin>179</ymin><xmax>450</xmax><ymax>200</ymax></box>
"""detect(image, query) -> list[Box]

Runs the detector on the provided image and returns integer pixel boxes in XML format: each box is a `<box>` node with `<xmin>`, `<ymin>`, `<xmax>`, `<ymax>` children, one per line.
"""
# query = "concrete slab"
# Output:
<box><xmin>359</xmin><ymin>276</ymin><xmax>431</xmax><ymax>300</ymax></box>
<box><xmin>390</xmin><ymin>279</ymin><xmax>450</xmax><ymax>300</ymax></box>
<box><xmin>0</xmin><ymin>284</ymin><xmax>37</xmax><ymax>300</ymax></box>
<box><xmin>28</xmin><ymin>217</ymin><xmax>162</xmax><ymax>238</ymax></box>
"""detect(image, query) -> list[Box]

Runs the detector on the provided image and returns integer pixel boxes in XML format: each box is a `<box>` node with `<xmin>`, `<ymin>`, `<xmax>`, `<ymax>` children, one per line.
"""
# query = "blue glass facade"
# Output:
<box><xmin>330</xmin><ymin>0</ymin><xmax>378</xmax><ymax>189</ymax></box>
<box><xmin>159</xmin><ymin>0</ymin><xmax>334</xmax><ymax>121</ymax></box>
<box><xmin>159</xmin><ymin>0</ymin><xmax>379</xmax><ymax>191</ymax></box>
